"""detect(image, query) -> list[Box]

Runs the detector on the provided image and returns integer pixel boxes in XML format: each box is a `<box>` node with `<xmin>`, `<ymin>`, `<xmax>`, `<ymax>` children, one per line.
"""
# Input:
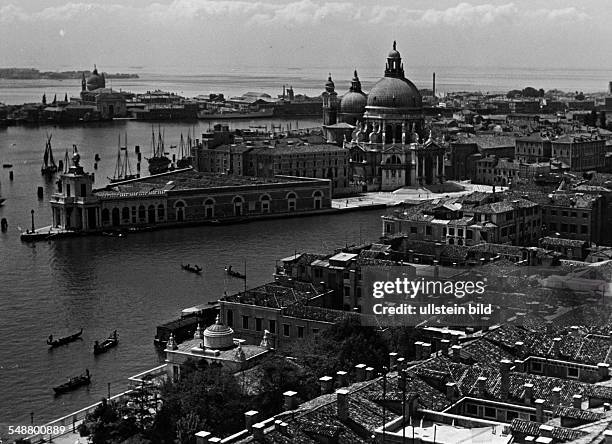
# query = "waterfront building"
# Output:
<box><xmin>49</xmin><ymin>150</ymin><xmax>332</xmax><ymax>233</ymax></box>
<box><xmin>79</xmin><ymin>66</ymin><xmax>127</xmax><ymax>119</ymax></box>
<box><xmin>551</xmin><ymin>134</ymin><xmax>605</xmax><ymax>171</ymax></box>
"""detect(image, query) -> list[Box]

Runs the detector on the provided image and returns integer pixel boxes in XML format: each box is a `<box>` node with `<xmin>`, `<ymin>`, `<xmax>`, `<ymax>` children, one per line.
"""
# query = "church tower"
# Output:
<box><xmin>322</xmin><ymin>74</ymin><xmax>338</xmax><ymax>125</ymax></box>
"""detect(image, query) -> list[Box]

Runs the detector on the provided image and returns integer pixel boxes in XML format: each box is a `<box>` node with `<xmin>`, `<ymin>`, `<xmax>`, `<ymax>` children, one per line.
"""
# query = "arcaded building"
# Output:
<box><xmin>323</xmin><ymin>42</ymin><xmax>446</xmax><ymax>191</ymax></box>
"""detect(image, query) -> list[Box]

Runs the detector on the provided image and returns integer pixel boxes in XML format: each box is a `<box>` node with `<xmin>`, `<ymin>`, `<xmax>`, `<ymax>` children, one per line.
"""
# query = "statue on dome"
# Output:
<box><xmin>72</xmin><ymin>144</ymin><xmax>80</xmax><ymax>167</ymax></box>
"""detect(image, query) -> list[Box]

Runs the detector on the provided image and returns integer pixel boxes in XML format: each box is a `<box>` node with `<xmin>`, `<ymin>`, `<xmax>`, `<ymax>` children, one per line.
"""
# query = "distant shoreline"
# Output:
<box><xmin>0</xmin><ymin>68</ymin><xmax>138</xmax><ymax>80</ymax></box>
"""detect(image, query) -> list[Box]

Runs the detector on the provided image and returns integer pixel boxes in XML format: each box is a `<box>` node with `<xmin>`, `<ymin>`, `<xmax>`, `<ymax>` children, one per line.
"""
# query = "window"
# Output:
<box><xmin>567</xmin><ymin>367</ymin><xmax>579</xmax><ymax>379</ymax></box>
<box><xmin>255</xmin><ymin>318</ymin><xmax>262</xmax><ymax>332</ymax></box>
<box><xmin>426</xmin><ymin>226</ymin><xmax>432</xmax><ymax>236</ymax></box>
<box><xmin>506</xmin><ymin>411</ymin><xmax>519</xmax><ymax>422</ymax></box>
<box><xmin>283</xmin><ymin>324</ymin><xmax>290</xmax><ymax>337</ymax></box>
<box><xmin>466</xmin><ymin>404</ymin><xmax>478</xmax><ymax>415</ymax></box>
<box><xmin>80</xmin><ymin>184</ymin><xmax>87</xmax><ymax>197</ymax></box>
<box><xmin>297</xmin><ymin>326</ymin><xmax>304</xmax><ymax>339</ymax></box>
<box><xmin>581</xmin><ymin>225</ymin><xmax>588</xmax><ymax>234</ymax></box>
<box><xmin>442</xmin><ymin>228</ymin><xmax>447</xmax><ymax>236</ymax></box>
<box><xmin>458</xmin><ymin>229</ymin><xmax>463</xmax><ymax>237</ymax></box>
<box><xmin>226</xmin><ymin>310</ymin><xmax>233</xmax><ymax>327</ymax></box>
<box><xmin>484</xmin><ymin>407</ymin><xmax>497</xmax><ymax>419</ymax></box>
<box><xmin>466</xmin><ymin>230</ymin><xmax>473</xmax><ymax>239</ymax></box>
<box><xmin>449</xmin><ymin>228</ymin><xmax>455</xmax><ymax>235</ymax></box>
<box><xmin>242</xmin><ymin>315</ymin><xmax>249</xmax><ymax>330</ymax></box>
<box><xmin>269</xmin><ymin>320</ymin><xmax>276</xmax><ymax>334</ymax></box>
<box><xmin>569</xmin><ymin>224</ymin><xmax>577</xmax><ymax>233</ymax></box>
<box><xmin>287</xmin><ymin>192</ymin><xmax>297</xmax><ymax>211</ymax></box>
<box><xmin>562</xmin><ymin>211</ymin><xmax>568</xmax><ymax>217</ymax></box>
<box><xmin>561</xmin><ymin>224</ymin><xmax>568</xmax><ymax>232</ymax></box>
<box><xmin>66</xmin><ymin>184</ymin><xmax>71</xmax><ymax>197</ymax></box>
<box><xmin>410</xmin><ymin>226</ymin><xmax>417</xmax><ymax>234</ymax></box>
<box><xmin>260</xmin><ymin>195</ymin><xmax>270</xmax><ymax>214</ymax></box>
<box><xmin>582</xmin><ymin>212</ymin><xmax>588</xmax><ymax>218</ymax></box>
<box><xmin>551</xmin><ymin>210</ymin><xmax>557</xmax><ymax>216</ymax></box>
<box><xmin>532</xmin><ymin>361</ymin><xmax>543</xmax><ymax>373</ymax></box>
<box><xmin>312</xmin><ymin>328</ymin><xmax>320</xmax><ymax>335</ymax></box>
<box><xmin>344</xmin><ymin>286</ymin><xmax>350</xmax><ymax>296</ymax></box>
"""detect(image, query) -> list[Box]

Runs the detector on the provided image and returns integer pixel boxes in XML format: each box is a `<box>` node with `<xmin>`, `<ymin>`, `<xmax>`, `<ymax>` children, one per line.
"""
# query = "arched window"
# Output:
<box><xmin>157</xmin><ymin>204</ymin><xmax>165</xmax><ymax>221</ymax></box>
<box><xmin>313</xmin><ymin>190</ymin><xmax>323</xmax><ymax>210</ymax></box>
<box><xmin>101</xmin><ymin>208</ymin><xmax>110</xmax><ymax>225</ymax></box>
<box><xmin>138</xmin><ymin>205</ymin><xmax>146</xmax><ymax>221</ymax></box>
<box><xmin>147</xmin><ymin>205</ymin><xmax>156</xmax><ymax>224</ymax></box>
<box><xmin>111</xmin><ymin>208</ymin><xmax>120</xmax><ymax>227</ymax></box>
<box><xmin>260</xmin><ymin>194</ymin><xmax>271</xmax><ymax>213</ymax></box>
<box><xmin>204</xmin><ymin>198</ymin><xmax>215</xmax><ymax>218</ymax></box>
<box><xmin>233</xmin><ymin>196</ymin><xmax>244</xmax><ymax>217</ymax></box>
<box><xmin>286</xmin><ymin>192</ymin><xmax>297</xmax><ymax>212</ymax></box>
<box><xmin>174</xmin><ymin>201</ymin><xmax>186</xmax><ymax>222</ymax></box>
<box><xmin>121</xmin><ymin>207</ymin><xmax>130</xmax><ymax>222</ymax></box>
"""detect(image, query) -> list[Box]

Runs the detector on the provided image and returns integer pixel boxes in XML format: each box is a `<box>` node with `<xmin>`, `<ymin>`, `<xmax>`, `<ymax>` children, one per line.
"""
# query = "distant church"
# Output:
<box><xmin>322</xmin><ymin>42</ymin><xmax>446</xmax><ymax>191</ymax></box>
<box><xmin>79</xmin><ymin>65</ymin><xmax>127</xmax><ymax>119</ymax></box>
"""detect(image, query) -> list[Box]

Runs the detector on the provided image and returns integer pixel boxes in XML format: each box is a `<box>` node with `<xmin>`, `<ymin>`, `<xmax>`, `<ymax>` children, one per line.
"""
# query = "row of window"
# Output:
<box><xmin>547</xmin><ymin>209</ymin><xmax>589</xmax><ymax>219</ymax></box>
<box><xmin>547</xmin><ymin>223</ymin><xmax>589</xmax><ymax>234</ymax></box>
<box><xmin>230</xmin><ymin>313</ymin><xmax>315</xmax><ymax>339</ymax></box>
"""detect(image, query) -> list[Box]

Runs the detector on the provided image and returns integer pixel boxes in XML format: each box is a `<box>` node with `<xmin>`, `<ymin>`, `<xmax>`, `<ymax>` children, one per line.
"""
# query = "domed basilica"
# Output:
<box><xmin>322</xmin><ymin>42</ymin><xmax>445</xmax><ymax>191</ymax></box>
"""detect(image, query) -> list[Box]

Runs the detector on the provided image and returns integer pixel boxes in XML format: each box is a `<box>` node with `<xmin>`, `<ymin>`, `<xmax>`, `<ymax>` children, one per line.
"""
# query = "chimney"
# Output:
<box><xmin>551</xmin><ymin>387</ymin><xmax>561</xmax><ymax>407</ymax></box>
<box><xmin>446</xmin><ymin>382</ymin><xmax>457</xmax><ymax>402</ymax></box>
<box><xmin>440</xmin><ymin>339</ymin><xmax>451</xmax><ymax>355</ymax></box>
<box><xmin>244</xmin><ymin>411</ymin><xmax>259</xmax><ymax>432</ymax></box>
<box><xmin>396</xmin><ymin>357</ymin><xmax>406</xmax><ymax>370</ymax></box>
<box><xmin>477</xmin><ymin>376</ymin><xmax>487</xmax><ymax>398</ymax></box>
<box><xmin>535</xmin><ymin>438</ymin><xmax>553</xmax><ymax>444</ymax></box>
<box><xmin>415</xmin><ymin>341</ymin><xmax>423</xmax><ymax>360</ymax></box>
<box><xmin>433</xmin><ymin>259</ymin><xmax>440</xmax><ymax>278</ymax></box>
<box><xmin>552</xmin><ymin>337</ymin><xmax>562</xmax><ymax>356</ymax></box>
<box><xmin>604</xmin><ymin>430</ymin><xmax>612</xmax><ymax>444</ymax></box>
<box><xmin>598</xmin><ymin>362</ymin><xmax>610</xmax><ymax>380</ymax></box>
<box><xmin>573</xmin><ymin>394</ymin><xmax>583</xmax><ymax>409</ymax></box>
<box><xmin>279</xmin><ymin>422</ymin><xmax>288</xmax><ymax>434</ymax></box>
<box><xmin>421</xmin><ymin>343</ymin><xmax>432</xmax><ymax>359</ymax></box>
<box><xmin>500</xmin><ymin>359</ymin><xmax>512</xmax><ymax>400</ymax></box>
<box><xmin>451</xmin><ymin>345</ymin><xmax>462</xmax><ymax>363</ymax></box>
<box><xmin>524</xmin><ymin>383</ymin><xmax>534</xmax><ymax>405</ymax></box>
<box><xmin>399</xmin><ymin>369</ymin><xmax>407</xmax><ymax>390</ymax></box>
<box><xmin>535</xmin><ymin>399</ymin><xmax>545</xmax><ymax>423</ymax></box>
<box><xmin>570</xmin><ymin>325</ymin><xmax>580</xmax><ymax>337</ymax></box>
<box><xmin>195</xmin><ymin>431</ymin><xmax>211</xmax><ymax>444</ymax></box>
<box><xmin>336</xmin><ymin>370</ymin><xmax>348</xmax><ymax>387</ymax></box>
<box><xmin>515</xmin><ymin>341</ymin><xmax>524</xmax><ymax>357</ymax></box>
<box><xmin>514</xmin><ymin>359</ymin><xmax>525</xmax><ymax>373</ymax></box>
<box><xmin>365</xmin><ymin>367</ymin><xmax>374</xmax><ymax>380</ymax></box>
<box><xmin>539</xmin><ymin>425</ymin><xmax>553</xmax><ymax>438</ymax></box>
<box><xmin>450</xmin><ymin>333</ymin><xmax>459</xmax><ymax>346</ymax></box>
<box><xmin>319</xmin><ymin>376</ymin><xmax>333</xmax><ymax>394</ymax></box>
<box><xmin>283</xmin><ymin>391</ymin><xmax>298</xmax><ymax>410</ymax></box>
<box><xmin>389</xmin><ymin>352</ymin><xmax>398</xmax><ymax>370</ymax></box>
<box><xmin>208</xmin><ymin>438</ymin><xmax>221</xmax><ymax>443</ymax></box>
<box><xmin>354</xmin><ymin>364</ymin><xmax>366</xmax><ymax>382</ymax></box>
<box><xmin>252</xmin><ymin>422</ymin><xmax>265</xmax><ymax>441</ymax></box>
<box><xmin>337</xmin><ymin>389</ymin><xmax>349</xmax><ymax>421</ymax></box>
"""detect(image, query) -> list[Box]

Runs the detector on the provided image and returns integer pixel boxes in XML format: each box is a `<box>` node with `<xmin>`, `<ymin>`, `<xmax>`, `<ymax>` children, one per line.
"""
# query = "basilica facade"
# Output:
<box><xmin>322</xmin><ymin>42</ymin><xmax>446</xmax><ymax>191</ymax></box>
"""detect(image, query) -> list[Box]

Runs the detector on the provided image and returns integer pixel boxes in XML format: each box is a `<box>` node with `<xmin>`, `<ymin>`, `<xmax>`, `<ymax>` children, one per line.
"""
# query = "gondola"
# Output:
<box><xmin>53</xmin><ymin>369</ymin><xmax>91</xmax><ymax>395</ymax></box>
<box><xmin>94</xmin><ymin>331</ymin><xmax>118</xmax><ymax>355</ymax></box>
<box><xmin>225</xmin><ymin>266</ymin><xmax>246</xmax><ymax>280</ymax></box>
<box><xmin>47</xmin><ymin>328</ymin><xmax>83</xmax><ymax>348</ymax></box>
<box><xmin>181</xmin><ymin>264</ymin><xmax>202</xmax><ymax>274</ymax></box>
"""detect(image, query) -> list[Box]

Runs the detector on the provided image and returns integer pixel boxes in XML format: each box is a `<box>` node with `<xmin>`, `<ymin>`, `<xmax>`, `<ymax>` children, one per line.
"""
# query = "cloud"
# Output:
<box><xmin>0</xmin><ymin>1</ymin><xmax>593</xmax><ymax>28</ymax></box>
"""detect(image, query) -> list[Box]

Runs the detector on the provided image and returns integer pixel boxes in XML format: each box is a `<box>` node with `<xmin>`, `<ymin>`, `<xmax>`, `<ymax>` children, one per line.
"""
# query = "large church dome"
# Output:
<box><xmin>365</xmin><ymin>42</ymin><xmax>422</xmax><ymax>110</ymax></box>
<box><xmin>367</xmin><ymin>77</ymin><xmax>421</xmax><ymax>109</ymax></box>
<box><xmin>86</xmin><ymin>66</ymin><xmax>105</xmax><ymax>91</ymax></box>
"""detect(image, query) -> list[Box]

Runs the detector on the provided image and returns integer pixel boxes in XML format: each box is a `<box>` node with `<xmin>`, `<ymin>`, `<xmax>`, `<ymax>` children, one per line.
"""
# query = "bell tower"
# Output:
<box><xmin>322</xmin><ymin>74</ymin><xmax>338</xmax><ymax>125</ymax></box>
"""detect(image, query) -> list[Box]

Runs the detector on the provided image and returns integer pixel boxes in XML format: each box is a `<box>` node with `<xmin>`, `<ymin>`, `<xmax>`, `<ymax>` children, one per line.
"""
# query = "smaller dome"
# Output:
<box><xmin>203</xmin><ymin>315</ymin><xmax>234</xmax><ymax>349</ymax></box>
<box><xmin>340</xmin><ymin>91</ymin><xmax>367</xmax><ymax>115</ymax></box>
<box><xmin>86</xmin><ymin>65</ymin><xmax>105</xmax><ymax>91</ymax></box>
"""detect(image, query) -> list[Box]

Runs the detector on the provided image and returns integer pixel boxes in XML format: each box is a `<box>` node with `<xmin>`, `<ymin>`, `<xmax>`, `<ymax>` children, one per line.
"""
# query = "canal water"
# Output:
<box><xmin>0</xmin><ymin>119</ymin><xmax>385</xmax><ymax>435</ymax></box>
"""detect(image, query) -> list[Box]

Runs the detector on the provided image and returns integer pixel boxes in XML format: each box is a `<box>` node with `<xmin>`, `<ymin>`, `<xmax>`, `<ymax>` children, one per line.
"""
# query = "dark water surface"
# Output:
<box><xmin>0</xmin><ymin>120</ymin><xmax>384</xmax><ymax>436</ymax></box>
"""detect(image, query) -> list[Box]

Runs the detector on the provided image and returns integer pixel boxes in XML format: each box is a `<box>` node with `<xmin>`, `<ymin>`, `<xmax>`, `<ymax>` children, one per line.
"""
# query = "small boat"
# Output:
<box><xmin>225</xmin><ymin>266</ymin><xmax>246</xmax><ymax>279</ymax></box>
<box><xmin>2</xmin><ymin>164</ymin><xmax>12</xmax><ymax>168</ymax></box>
<box><xmin>102</xmin><ymin>229</ymin><xmax>126</xmax><ymax>238</ymax></box>
<box><xmin>93</xmin><ymin>331</ymin><xmax>118</xmax><ymax>355</ymax></box>
<box><xmin>53</xmin><ymin>369</ymin><xmax>91</xmax><ymax>395</ymax></box>
<box><xmin>47</xmin><ymin>328</ymin><xmax>83</xmax><ymax>348</ymax></box>
<box><xmin>94</xmin><ymin>153</ymin><xmax>101</xmax><ymax>162</ymax></box>
<box><xmin>41</xmin><ymin>134</ymin><xmax>58</xmax><ymax>177</ymax></box>
<box><xmin>182</xmin><ymin>264</ymin><xmax>202</xmax><ymax>274</ymax></box>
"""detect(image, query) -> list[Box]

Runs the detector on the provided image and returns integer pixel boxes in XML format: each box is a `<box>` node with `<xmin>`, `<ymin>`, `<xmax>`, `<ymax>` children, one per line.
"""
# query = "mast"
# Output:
<box><xmin>113</xmin><ymin>134</ymin><xmax>122</xmax><ymax>180</ymax></box>
<box><xmin>151</xmin><ymin>126</ymin><xmax>156</xmax><ymax>158</ymax></box>
<box><xmin>122</xmin><ymin>132</ymin><xmax>133</xmax><ymax>178</ymax></box>
<box><xmin>48</xmin><ymin>136</ymin><xmax>56</xmax><ymax>168</ymax></box>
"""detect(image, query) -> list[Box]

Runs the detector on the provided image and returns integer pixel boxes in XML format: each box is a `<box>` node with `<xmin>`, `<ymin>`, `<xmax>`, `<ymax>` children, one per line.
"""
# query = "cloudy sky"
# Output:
<box><xmin>0</xmin><ymin>0</ymin><xmax>608</xmax><ymax>73</ymax></box>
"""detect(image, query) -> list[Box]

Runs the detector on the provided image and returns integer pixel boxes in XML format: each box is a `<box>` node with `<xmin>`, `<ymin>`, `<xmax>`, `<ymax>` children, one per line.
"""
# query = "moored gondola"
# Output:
<box><xmin>181</xmin><ymin>264</ymin><xmax>202</xmax><ymax>274</ymax></box>
<box><xmin>93</xmin><ymin>330</ymin><xmax>119</xmax><ymax>355</ymax></box>
<box><xmin>225</xmin><ymin>265</ymin><xmax>246</xmax><ymax>279</ymax></box>
<box><xmin>47</xmin><ymin>328</ymin><xmax>83</xmax><ymax>348</ymax></box>
<box><xmin>53</xmin><ymin>369</ymin><xmax>91</xmax><ymax>395</ymax></box>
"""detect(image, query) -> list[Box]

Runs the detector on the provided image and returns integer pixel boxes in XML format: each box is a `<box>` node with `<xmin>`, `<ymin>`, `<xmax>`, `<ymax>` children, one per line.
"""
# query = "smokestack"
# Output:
<box><xmin>535</xmin><ymin>399</ymin><xmax>545</xmax><ymax>423</ymax></box>
<box><xmin>433</xmin><ymin>72</ymin><xmax>436</xmax><ymax>99</ymax></box>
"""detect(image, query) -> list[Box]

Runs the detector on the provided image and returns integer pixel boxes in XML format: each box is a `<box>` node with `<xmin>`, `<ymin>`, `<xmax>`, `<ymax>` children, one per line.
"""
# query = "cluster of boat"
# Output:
<box><xmin>180</xmin><ymin>263</ymin><xmax>246</xmax><ymax>280</ymax></box>
<box><xmin>47</xmin><ymin>329</ymin><xmax>118</xmax><ymax>395</ymax></box>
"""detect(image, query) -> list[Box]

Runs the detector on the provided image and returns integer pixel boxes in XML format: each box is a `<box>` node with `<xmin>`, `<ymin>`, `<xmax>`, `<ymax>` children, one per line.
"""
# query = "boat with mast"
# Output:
<box><xmin>176</xmin><ymin>131</ymin><xmax>192</xmax><ymax>169</ymax></box>
<box><xmin>146</xmin><ymin>126</ymin><xmax>171</xmax><ymax>175</ymax></box>
<box><xmin>41</xmin><ymin>134</ymin><xmax>58</xmax><ymax>177</ymax></box>
<box><xmin>109</xmin><ymin>134</ymin><xmax>138</xmax><ymax>183</ymax></box>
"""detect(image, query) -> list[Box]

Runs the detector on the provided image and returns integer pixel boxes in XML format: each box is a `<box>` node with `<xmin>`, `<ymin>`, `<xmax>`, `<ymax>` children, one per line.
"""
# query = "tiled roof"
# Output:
<box><xmin>510</xmin><ymin>419</ymin><xmax>587</xmax><ymax>442</ymax></box>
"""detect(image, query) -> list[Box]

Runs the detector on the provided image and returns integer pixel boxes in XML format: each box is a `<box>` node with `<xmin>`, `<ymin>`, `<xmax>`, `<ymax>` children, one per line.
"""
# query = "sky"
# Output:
<box><xmin>0</xmin><ymin>0</ymin><xmax>610</xmax><ymax>73</ymax></box>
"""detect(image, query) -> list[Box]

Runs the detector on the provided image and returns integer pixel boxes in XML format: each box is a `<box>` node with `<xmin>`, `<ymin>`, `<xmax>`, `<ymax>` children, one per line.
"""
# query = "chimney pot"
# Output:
<box><xmin>399</xmin><ymin>369</ymin><xmax>407</xmax><ymax>390</ymax></box>
<box><xmin>534</xmin><ymin>438</ymin><xmax>553</xmax><ymax>444</ymax></box>
<box><xmin>414</xmin><ymin>341</ymin><xmax>423</xmax><ymax>360</ymax></box>
<box><xmin>421</xmin><ymin>343</ymin><xmax>432</xmax><ymax>358</ymax></box>
<box><xmin>535</xmin><ymin>398</ymin><xmax>545</xmax><ymax>423</ymax></box>
<box><xmin>603</xmin><ymin>430</ymin><xmax>612</xmax><ymax>444</ymax></box>
<box><xmin>365</xmin><ymin>367</ymin><xmax>374</xmax><ymax>380</ymax></box>
<box><xmin>573</xmin><ymin>394</ymin><xmax>583</xmax><ymax>409</ymax></box>
<box><xmin>208</xmin><ymin>438</ymin><xmax>221</xmax><ymax>443</ymax></box>
<box><xmin>283</xmin><ymin>391</ymin><xmax>298</xmax><ymax>410</ymax></box>
<box><xmin>446</xmin><ymin>382</ymin><xmax>457</xmax><ymax>401</ymax></box>
<box><xmin>354</xmin><ymin>364</ymin><xmax>366</xmax><ymax>381</ymax></box>
<box><xmin>252</xmin><ymin>423</ymin><xmax>265</xmax><ymax>441</ymax></box>
<box><xmin>451</xmin><ymin>345</ymin><xmax>462</xmax><ymax>362</ymax></box>
<box><xmin>337</xmin><ymin>389</ymin><xmax>350</xmax><ymax>421</ymax></box>
<box><xmin>539</xmin><ymin>424</ymin><xmax>553</xmax><ymax>438</ymax></box>
<box><xmin>524</xmin><ymin>383</ymin><xmax>534</xmax><ymax>405</ymax></box>
<box><xmin>336</xmin><ymin>370</ymin><xmax>348</xmax><ymax>387</ymax></box>
<box><xmin>396</xmin><ymin>357</ymin><xmax>406</xmax><ymax>370</ymax></box>
<box><xmin>389</xmin><ymin>352</ymin><xmax>399</xmax><ymax>369</ymax></box>
<box><xmin>440</xmin><ymin>339</ymin><xmax>451</xmax><ymax>355</ymax></box>
<box><xmin>319</xmin><ymin>376</ymin><xmax>333</xmax><ymax>394</ymax></box>
<box><xmin>598</xmin><ymin>362</ymin><xmax>610</xmax><ymax>380</ymax></box>
<box><xmin>551</xmin><ymin>387</ymin><xmax>561</xmax><ymax>407</ymax></box>
<box><xmin>279</xmin><ymin>422</ymin><xmax>288</xmax><ymax>434</ymax></box>
<box><xmin>244</xmin><ymin>411</ymin><xmax>259</xmax><ymax>432</ymax></box>
<box><xmin>500</xmin><ymin>359</ymin><xmax>512</xmax><ymax>399</ymax></box>
<box><xmin>195</xmin><ymin>431</ymin><xmax>211</xmax><ymax>444</ymax></box>
<box><xmin>477</xmin><ymin>376</ymin><xmax>487</xmax><ymax>398</ymax></box>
